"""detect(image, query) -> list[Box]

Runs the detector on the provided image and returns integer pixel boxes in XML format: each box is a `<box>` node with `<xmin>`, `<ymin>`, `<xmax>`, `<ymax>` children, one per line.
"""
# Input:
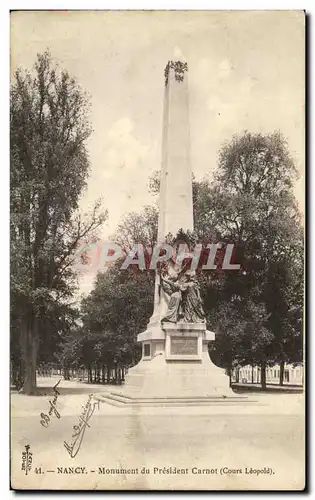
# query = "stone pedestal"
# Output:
<box><xmin>116</xmin><ymin>322</ymin><xmax>235</xmax><ymax>399</ymax></box>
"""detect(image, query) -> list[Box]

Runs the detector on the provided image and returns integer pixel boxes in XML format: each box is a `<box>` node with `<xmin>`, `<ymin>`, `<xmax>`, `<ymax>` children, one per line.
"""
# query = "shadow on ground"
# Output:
<box><xmin>232</xmin><ymin>383</ymin><xmax>303</xmax><ymax>394</ymax></box>
<box><xmin>10</xmin><ymin>381</ymin><xmax>114</xmax><ymax>396</ymax></box>
<box><xmin>10</xmin><ymin>379</ymin><xmax>303</xmax><ymax>396</ymax></box>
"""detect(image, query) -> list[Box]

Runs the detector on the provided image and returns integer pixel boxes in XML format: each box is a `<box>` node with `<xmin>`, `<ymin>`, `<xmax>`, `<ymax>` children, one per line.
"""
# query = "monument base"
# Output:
<box><xmin>119</xmin><ymin>346</ymin><xmax>234</xmax><ymax>398</ymax></box>
<box><xmin>99</xmin><ymin>323</ymin><xmax>242</xmax><ymax>405</ymax></box>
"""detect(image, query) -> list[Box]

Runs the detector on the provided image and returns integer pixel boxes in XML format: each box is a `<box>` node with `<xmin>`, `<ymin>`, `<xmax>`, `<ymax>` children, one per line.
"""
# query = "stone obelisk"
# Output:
<box><xmin>151</xmin><ymin>56</ymin><xmax>193</xmax><ymax>325</ymax></box>
<box><xmin>113</xmin><ymin>55</ymin><xmax>235</xmax><ymax>401</ymax></box>
<box><xmin>157</xmin><ymin>57</ymin><xmax>193</xmax><ymax>241</ymax></box>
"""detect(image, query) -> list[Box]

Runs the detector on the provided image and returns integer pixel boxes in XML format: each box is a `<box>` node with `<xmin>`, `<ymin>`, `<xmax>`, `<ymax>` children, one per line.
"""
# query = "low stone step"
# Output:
<box><xmin>109</xmin><ymin>391</ymin><xmax>248</xmax><ymax>402</ymax></box>
<box><xmin>95</xmin><ymin>393</ymin><xmax>257</xmax><ymax>407</ymax></box>
<box><xmin>97</xmin><ymin>396</ymin><xmax>123</xmax><ymax>408</ymax></box>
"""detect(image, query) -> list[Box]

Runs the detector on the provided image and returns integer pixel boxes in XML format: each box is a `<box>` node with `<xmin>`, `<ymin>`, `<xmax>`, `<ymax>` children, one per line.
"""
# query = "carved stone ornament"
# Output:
<box><xmin>164</xmin><ymin>60</ymin><xmax>188</xmax><ymax>86</ymax></box>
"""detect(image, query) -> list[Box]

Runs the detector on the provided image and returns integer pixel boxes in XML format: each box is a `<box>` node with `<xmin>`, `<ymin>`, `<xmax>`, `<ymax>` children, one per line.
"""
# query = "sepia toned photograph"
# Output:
<box><xmin>10</xmin><ymin>10</ymin><xmax>305</xmax><ymax>491</ymax></box>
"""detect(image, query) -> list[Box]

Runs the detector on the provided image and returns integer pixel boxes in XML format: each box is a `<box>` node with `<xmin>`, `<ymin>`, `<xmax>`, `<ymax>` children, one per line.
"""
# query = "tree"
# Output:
<box><xmin>54</xmin><ymin>328</ymin><xmax>84</xmax><ymax>380</ymax></box>
<box><xmin>202</xmin><ymin>131</ymin><xmax>303</xmax><ymax>386</ymax></box>
<box><xmin>81</xmin><ymin>262</ymin><xmax>154</xmax><ymax>363</ymax></box>
<box><xmin>113</xmin><ymin>205</ymin><xmax>158</xmax><ymax>251</ymax></box>
<box><xmin>78</xmin><ymin>202</ymin><xmax>158</xmax><ymax>380</ymax></box>
<box><xmin>148</xmin><ymin>132</ymin><xmax>303</xmax><ymax>386</ymax></box>
<box><xmin>10</xmin><ymin>50</ymin><xmax>106</xmax><ymax>394</ymax></box>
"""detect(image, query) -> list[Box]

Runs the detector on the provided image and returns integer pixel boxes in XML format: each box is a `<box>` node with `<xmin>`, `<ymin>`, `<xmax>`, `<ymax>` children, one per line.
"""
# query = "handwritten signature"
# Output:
<box><xmin>40</xmin><ymin>379</ymin><xmax>61</xmax><ymax>427</ymax></box>
<box><xmin>64</xmin><ymin>394</ymin><xmax>100</xmax><ymax>458</ymax></box>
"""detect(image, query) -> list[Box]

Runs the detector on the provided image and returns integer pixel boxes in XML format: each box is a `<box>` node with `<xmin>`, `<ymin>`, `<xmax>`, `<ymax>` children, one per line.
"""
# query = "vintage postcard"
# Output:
<box><xmin>10</xmin><ymin>10</ymin><xmax>305</xmax><ymax>491</ymax></box>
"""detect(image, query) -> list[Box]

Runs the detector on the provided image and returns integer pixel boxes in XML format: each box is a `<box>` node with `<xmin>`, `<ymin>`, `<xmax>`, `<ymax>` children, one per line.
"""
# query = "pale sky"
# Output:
<box><xmin>11</xmin><ymin>10</ymin><xmax>305</xmax><ymax>296</ymax></box>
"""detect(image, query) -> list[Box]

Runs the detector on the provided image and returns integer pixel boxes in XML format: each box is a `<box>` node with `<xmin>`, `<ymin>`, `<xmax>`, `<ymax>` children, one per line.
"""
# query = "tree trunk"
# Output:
<box><xmin>260</xmin><ymin>362</ymin><xmax>266</xmax><ymax>390</ymax></box>
<box><xmin>88</xmin><ymin>366</ymin><xmax>92</xmax><ymax>383</ymax></box>
<box><xmin>12</xmin><ymin>360</ymin><xmax>24</xmax><ymax>391</ymax></box>
<box><xmin>20</xmin><ymin>318</ymin><xmax>38</xmax><ymax>395</ymax></box>
<box><xmin>107</xmin><ymin>366</ymin><xmax>111</xmax><ymax>384</ymax></box>
<box><xmin>23</xmin><ymin>345</ymin><xmax>37</xmax><ymax>394</ymax></box>
<box><xmin>102</xmin><ymin>365</ymin><xmax>105</xmax><ymax>384</ymax></box>
<box><xmin>251</xmin><ymin>363</ymin><xmax>254</xmax><ymax>384</ymax></box>
<box><xmin>117</xmin><ymin>367</ymin><xmax>121</xmax><ymax>384</ymax></box>
<box><xmin>63</xmin><ymin>367</ymin><xmax>70</xmax><ymax>380</ymax></box>
<box><xmin>227</xmin><ymin>369</ymin><xmax>232</xmax><ymax>387</ymax></box>
<box><xmin>279</xmin><ymin>360</ymin><xmax>285</xmax><ymax>386</ymax></box>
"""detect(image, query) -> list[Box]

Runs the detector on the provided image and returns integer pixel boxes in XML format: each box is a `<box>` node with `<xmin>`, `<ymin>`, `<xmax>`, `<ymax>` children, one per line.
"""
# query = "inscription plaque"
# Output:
<box><xmin>170</xmin><ymin>337</ymin><xmax>198</xmax><ymax>356</ymax></box>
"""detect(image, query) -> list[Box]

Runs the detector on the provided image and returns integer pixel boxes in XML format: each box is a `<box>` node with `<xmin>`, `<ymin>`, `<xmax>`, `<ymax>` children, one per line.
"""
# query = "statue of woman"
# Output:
<box><xmin>181</xmin><ymin>271</ymin><xmax>206</xmax><ymax>323</ymax></box>
<box><xmin>160</xmin><ymin>273</ymin><xmax>183</xmax><ymax>323</ymax></box>
<box><xmin>159</xmin><ymin>268</ymin><xmax>205</xmax><ymax>324</ymax></box>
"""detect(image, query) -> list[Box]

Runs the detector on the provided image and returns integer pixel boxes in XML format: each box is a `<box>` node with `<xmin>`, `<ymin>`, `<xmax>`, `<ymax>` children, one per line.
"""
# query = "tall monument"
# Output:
<box><xmin>107</xmin><ymin>57</ymin><xmax>235</xmax><ymax>402</ymax></box>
